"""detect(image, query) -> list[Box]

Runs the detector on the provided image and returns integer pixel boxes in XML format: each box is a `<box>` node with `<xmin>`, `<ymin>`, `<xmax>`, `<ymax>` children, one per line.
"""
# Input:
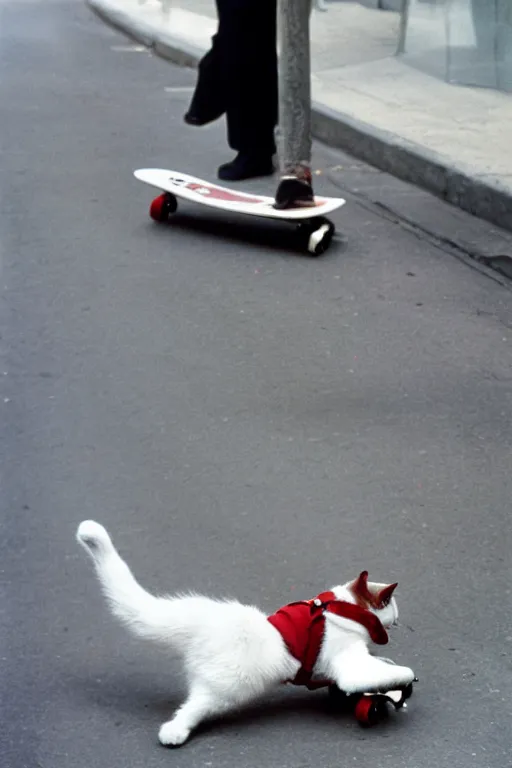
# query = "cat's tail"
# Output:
<box><xmin>76</xmin><ymin>520</ymin><xmax>188</xmax><ymax>646</ymax></box>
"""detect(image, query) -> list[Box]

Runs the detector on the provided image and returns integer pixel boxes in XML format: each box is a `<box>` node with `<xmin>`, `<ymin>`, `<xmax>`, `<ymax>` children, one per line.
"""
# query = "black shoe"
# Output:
<box><xmin>184</xmin><ymin>107</ymin><xmax>224</xmax><ymax>127</ymax></box>
<box><xmin>274</xmin><ymin>176</ymin><xmax>314</xmax><ymax>209</ymax></box>
<box><xmin>217</xmin><ymin>153</ymin><xmax>275</xmax><ymax>182</ymax></box>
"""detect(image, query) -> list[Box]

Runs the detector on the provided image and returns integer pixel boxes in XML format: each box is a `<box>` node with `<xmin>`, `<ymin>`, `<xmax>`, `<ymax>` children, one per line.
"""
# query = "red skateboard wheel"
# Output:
<box><xmin>354</xmin><ymin>696</ymin><xmax>387</xmax><ymax>727</ymax></box>
<box><xmin>149</xmin><ymin>194</ymin><xmax>167</xmax><ymax>222</ymax></box>
<box><xmin>149</xmin><ymin>193</ymin><xmax>177</xmax><ymax>222</ymax></box>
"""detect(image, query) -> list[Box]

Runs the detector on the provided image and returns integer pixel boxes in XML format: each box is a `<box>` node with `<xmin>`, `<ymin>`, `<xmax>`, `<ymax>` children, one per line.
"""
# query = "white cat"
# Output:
<box><xmin>76</xmin><ymin>520</ymin><xmax>416</xmax><ymax>747</ymax></box>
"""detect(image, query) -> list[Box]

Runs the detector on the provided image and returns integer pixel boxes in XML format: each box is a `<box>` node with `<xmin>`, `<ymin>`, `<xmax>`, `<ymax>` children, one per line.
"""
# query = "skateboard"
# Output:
<box><xmin>134</xmin><ymin>169</ymin><xmax>346</xmax><ymax>256</ymax></box>
<box><xmin>328</xmin><ymin>656</ymin><xmax>418</xmax><ymax>727</ymax></box>
<box><xmin>328</xmin><ymin>680</ymin><xmax>415</xmax><ymax>727</ymax></box>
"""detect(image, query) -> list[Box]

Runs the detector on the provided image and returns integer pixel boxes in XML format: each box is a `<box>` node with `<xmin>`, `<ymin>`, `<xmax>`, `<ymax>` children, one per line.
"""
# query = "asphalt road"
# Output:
<box><xmin>1</xmin><ymin>2</ymin><xmax>511</xmax><ymax>768</ymax></box>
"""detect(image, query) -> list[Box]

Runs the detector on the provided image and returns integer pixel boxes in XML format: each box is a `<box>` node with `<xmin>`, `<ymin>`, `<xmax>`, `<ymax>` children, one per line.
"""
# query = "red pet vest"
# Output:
<box><xmin>267</xmin><ymin>591</ymin><xmax>389</xmax><ymax>689</ymax></box>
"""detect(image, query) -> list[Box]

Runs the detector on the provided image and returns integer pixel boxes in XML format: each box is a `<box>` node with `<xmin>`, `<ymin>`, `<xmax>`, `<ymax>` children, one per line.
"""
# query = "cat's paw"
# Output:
<box><xmin>370</xmin><ymin>665</ymin><xmax>415</xmax><ymax>693</ymax></box>
<box><xmin>76</xmin><ymin>520</ymin><xmax>112</xmax><ymax>555</ymax></box>
<box><xmin>158</xmin><ymin>720</ymin><xmax>191</xmax><ymax>747</ymax></box>
<box><xmin>392</xmin><ymin>666</ymin><xmax>415</xmax><ymax>689</ymax></box>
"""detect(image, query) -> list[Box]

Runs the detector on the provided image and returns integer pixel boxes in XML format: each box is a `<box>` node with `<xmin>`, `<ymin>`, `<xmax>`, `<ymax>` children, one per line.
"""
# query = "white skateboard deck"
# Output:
<box><xmin>134</xmin><ymin>169</ymin><xmax>346</xmax><ymax>220</ymax></box>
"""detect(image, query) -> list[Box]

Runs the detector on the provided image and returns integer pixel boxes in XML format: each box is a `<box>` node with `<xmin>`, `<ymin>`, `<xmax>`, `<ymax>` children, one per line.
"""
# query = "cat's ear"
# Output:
<box><xmin>350</xmin><ymin>571</ymin><xmax>373</xmax><ymax>603</ymax></box>
<box><xmin>376</xmin><ymin>583</ymin><xmax>398</xmax><ymax>608</ymax></box>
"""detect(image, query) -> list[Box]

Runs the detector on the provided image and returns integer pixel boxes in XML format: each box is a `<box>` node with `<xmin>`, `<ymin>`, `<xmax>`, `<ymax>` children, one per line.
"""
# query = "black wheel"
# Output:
<box><xmin>328</xmin><ymin>685</ymin><xmax>360</xmax><ymax>713</ymax></box>
<box><xmin>402</xmin><ymin>682</ymin><xmax>414</xmax><ymax>700</ymax></box>
<box><xmin>298</xmin><ymin>217</ymin><xmax>335</xmax><ymax>256</ymax></box>
<box><xmin>165</xmin><ymin>192</ymin><xmax>178</xmax><ymax>214</ymax></box>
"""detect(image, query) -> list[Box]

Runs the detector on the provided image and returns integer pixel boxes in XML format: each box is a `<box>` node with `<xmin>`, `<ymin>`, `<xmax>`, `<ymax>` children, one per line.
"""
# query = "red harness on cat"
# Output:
<box><xmin>267</xmin><ymin>591</ymin><xmax>389</xmax><ymax>689</ymax></box>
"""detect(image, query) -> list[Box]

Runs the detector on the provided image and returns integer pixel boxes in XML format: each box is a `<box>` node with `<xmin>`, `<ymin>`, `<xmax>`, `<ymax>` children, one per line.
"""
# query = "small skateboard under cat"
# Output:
<box><xmin>329</xmin><ymin>679</ymin><xmax>415</xmax><ymax>727</ymax></box>
<box><xmin>328</xmin><ymin>655</ymin><xmax>417</xmax><ymax>727</ymax></box>
<box><xmin>134</xmin><ymin>168</ymin><xmax>346</xmax><ymax>256</ymax></box>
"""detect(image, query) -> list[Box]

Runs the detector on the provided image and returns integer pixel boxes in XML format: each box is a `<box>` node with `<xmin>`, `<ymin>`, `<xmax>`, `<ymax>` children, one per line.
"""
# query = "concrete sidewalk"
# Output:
<box><xmin>88</xmin><ymin>0</ymin><xmax>512</xmax><ymax>234</ymax></box>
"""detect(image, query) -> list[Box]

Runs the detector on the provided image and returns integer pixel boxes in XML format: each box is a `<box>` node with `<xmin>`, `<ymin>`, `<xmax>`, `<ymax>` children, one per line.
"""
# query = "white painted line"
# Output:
<box><xmin>110</xmin><ymin>45</ymin><xmax>147</xmax><ymax>52</ymax></box>
<box><xmin>164</xmin><ymin>86</ymin><xmax>195</xmax><ymax>93</ymax></box>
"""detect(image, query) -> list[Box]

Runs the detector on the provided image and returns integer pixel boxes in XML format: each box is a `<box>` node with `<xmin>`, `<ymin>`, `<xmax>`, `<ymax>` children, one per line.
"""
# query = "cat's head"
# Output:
<box><xmin>339</xmin><ymin>570</ymin><xmax>399</xmax><ymax>628</ymax></box>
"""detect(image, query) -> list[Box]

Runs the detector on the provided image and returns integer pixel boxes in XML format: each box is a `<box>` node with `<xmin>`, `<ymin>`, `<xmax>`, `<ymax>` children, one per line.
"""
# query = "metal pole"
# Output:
<box><xmin>274</xmin><ymin>0</ymin><xmax>314</xmax><ymax>207</ymax></box>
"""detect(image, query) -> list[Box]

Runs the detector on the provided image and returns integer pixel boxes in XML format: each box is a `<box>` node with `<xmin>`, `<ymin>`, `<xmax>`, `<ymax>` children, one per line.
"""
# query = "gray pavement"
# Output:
<box><xmin>1</xmin><ymin>2</ymin><xmax>512</xmax><ymax>768</ymax></box>
<box><xmin>87</xmin><ymin>0</ymin><xmax>512</xmax><ymax>237</ymax></box>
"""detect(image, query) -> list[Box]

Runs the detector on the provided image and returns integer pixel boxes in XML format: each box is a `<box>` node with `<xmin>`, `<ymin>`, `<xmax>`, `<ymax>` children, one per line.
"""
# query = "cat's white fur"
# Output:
<box><xmin>76</xmin><ymin>520</ymin><xmax>416</xmax><ymax>747</ymax></box>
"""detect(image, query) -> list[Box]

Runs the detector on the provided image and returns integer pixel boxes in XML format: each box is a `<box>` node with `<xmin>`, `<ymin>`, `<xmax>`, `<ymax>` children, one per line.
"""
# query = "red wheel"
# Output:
<box><xmin>149</xmin><ymin>193</ymin><xmax>177</xmax><ymax>222</ymax></box>
<box><xmin>149</xmin><ymin>194</ymin><xmax>167</xmax><ymax>222</ymax></box>
<box><xmin>354</xmin><ymin>696</ymin><xmax>387</xmax><ymax>727</ymax></box>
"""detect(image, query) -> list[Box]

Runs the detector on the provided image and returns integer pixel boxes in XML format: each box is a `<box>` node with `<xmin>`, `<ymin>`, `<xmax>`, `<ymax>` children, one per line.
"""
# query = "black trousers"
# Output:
<box><xmin>189</xmin><ymin>0</ymin><xmax>278</xmax><ymax>156</ymax></box>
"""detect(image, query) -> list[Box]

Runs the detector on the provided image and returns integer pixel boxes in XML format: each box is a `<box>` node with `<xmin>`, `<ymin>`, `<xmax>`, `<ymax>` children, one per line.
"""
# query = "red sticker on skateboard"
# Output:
<box><xmin>185</xmin><ymin>182</ymin><xmax>263</xmax><ymax>204</ymax></box>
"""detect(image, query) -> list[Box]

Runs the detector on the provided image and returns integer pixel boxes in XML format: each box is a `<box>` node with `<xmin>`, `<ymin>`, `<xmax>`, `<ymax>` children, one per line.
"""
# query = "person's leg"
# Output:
<box><xmin>274</xmin><ymin>0</ymin><xmax>315</xmax><ymax>208</ymax></box>
<box><xmin>217</xmin><ymin>0</ymin><xmax>278</xmax><ymax>180</ymax></box>
<box><xmin>184</xmin><ymin>32</ymin><xmax>226</xmax><ymax>126</ymax></box>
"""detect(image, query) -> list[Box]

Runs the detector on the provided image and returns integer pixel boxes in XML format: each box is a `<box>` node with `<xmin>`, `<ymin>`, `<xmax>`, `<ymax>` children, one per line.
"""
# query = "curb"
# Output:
<box><xmin>88</xmin><ymin>0</ymin><xmax>155</xmax><ymax>46</ymax></box>
<box><xmin>87</xmin><ymin>0</ymin><xmax>512</xmax><ymax>236</ymax></box>
<box><xmin>311</xmin><ymin>105</ymin><xmax>512</xmax><ymax>235</ymax></box>
<box><xmin>87</xmin><ymin>0</ymin><xmax>206</xmax><ymax>64</ymax></box>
